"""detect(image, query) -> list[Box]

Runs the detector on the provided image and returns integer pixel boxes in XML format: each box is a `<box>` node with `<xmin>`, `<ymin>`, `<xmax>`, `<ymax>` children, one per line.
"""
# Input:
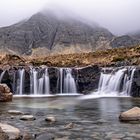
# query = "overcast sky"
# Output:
<box><xmin>0</xmin><ymin>0</ymin><xmax>140</xmax><ymax>35</ymax></box>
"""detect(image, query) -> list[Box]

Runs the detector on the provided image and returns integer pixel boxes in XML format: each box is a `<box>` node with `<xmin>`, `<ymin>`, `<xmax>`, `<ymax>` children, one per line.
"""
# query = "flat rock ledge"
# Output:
<box><xmin>119</xmin><ymin>107</ymin><xmax>140</xmax><ymax>121</ymax></box>
<box><xmin>0</xmin><ymin>123</ymin><xmax>20</xmax><ymax>140</ymax></box>
<box><xmin>0</xmin><ymin>84</ymin><xmax>13</xmax><ymax>102</ymax></box>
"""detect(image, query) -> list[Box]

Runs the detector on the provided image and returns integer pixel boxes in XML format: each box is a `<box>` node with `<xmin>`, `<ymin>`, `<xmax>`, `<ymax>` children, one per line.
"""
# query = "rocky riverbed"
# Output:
<box><xmin>1</xmin><ymin>97</ymin><xmax>140</xmax><ymax>140</ymax></box>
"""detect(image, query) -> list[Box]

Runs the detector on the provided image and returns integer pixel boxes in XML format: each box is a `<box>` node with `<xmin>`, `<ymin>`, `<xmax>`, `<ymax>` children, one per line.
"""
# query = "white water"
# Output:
<box><xmin>33</xmin><ymin>69</ymin><xmax>38</xmax><ymax>95</ymax></box>
<box><xmin>30</xmin><ymin>68</ymin><xmax>50</xmax><ymax>95</ymax></box>
<box><xmin>59</xmin><ymin>68</ymin><xmax>63</xmax><ymax>94</ymax></box>
<box><xmin>57</xmin><ymin>68</ymin><xmax>77</xmax><ymax>94</ymax></box>
<box><xmin>94</xmin><ymin>67</ymin><xmax>135</xmax><ymax>97</ymax></box>
<box><xmin>19</xmin><ymin>69</ymin><xmax>25</xmax><ymax>95</ymax></box>
<box><xmin>80</xmin><ymin>67</ymin><xmax>136</xmax><ymax>100</ymax></box>
<box><xmin>63</xmin><ymin>68</ymin><xmax>77</xmax><ymax>93</ymax></box>
<box><xmin>45</xmin><ymin>69</ymin><xmax>50</xmax><ymax>94</ymax></box>
<box><xmin>18</xmin><ymin>67</ymin><xmax>77</xmax><ymax>95</ymax></box>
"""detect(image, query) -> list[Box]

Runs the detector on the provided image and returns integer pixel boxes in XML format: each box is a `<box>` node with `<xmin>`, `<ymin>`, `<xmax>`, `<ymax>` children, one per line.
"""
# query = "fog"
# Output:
<box><xmin>0</xmin><ymin>0</ymin><xmax>140</xmax><ymax>35</ymax></box>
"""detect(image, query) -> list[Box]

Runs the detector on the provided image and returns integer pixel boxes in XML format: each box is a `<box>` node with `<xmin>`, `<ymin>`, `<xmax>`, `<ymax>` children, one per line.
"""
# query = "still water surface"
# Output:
<box><xmin>0</xmin><ymin>97</ymin><xmax>140</xmax><ymax>139</ymax></box>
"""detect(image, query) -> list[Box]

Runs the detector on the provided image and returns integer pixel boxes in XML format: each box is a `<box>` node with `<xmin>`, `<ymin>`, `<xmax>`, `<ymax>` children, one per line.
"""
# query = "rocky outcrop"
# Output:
<box><xmin>110</xmin><ymin>35</ymin><xmax>140</xmax><ymax>48</ymax></box>
<box><xmin>0</xmin><ymin>84</ymin><xmax>12</xmax><ymax>102</ymax></box>
<box><xmin>76</xmin><ymin>65</ymin><xmax>101</xmax><ymax>94</ymax></box>
<box><xmin>119</xmin><ymin>107</ymin><xmax>140</xmax><ymax>121</ymax></box>
<box><xmin>131</xmin><ymin>67</ymin><xmax>140</xmax><ymax>97</ymax></box>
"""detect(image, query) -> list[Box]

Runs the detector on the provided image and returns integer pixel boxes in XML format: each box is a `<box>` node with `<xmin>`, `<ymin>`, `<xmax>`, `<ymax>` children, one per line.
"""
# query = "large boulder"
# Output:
<box><xmin>0</xmin><ymin>123</ymin><xmax>20</xmax><ymax>140</ymax></box>
<box><xmin>0</xmin><ymin>127</ymin><xmax>9</xmax><ymax>140</ymax></box>
<box><xmin>0</xmin><ymin>84</ymin><xmax>13</xmax><ymax>102</ymax></box>
<box><xmin>119</xmin><ymin>107</ymin><xmax>140</xmax><ymax>121</ymax></box>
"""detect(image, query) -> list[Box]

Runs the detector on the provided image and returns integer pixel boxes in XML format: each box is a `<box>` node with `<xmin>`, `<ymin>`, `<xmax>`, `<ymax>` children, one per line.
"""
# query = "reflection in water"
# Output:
<box><xmin>99</xmin><ymin>98</ymin><xmax>121</xmax><ymax>118</ymax></box>
<box><xmin>0</xmin><ymin>97</ymin><xmax>140</xmax><ymax>138</ymax></box>
<box><xmin>10</xmin><ymin>97</ymin><xmax>79</xmax><ymax>110</ymax></box>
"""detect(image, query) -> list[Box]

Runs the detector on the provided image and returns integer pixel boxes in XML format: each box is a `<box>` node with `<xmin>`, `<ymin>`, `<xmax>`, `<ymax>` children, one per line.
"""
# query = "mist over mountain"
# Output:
<box><xmin>0</xmin><ymin>9</ymin><xmax>140</xmax><ymax>56</ymax></box>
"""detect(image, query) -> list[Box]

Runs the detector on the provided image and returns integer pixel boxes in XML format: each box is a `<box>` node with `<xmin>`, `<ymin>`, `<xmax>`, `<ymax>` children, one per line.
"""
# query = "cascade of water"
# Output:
<box><xmin>59</xmin><ymin>68</ymin><xmax>63</xmax><ymax>94</ymax></box>
<box><xmin>33</xmin><ymin>69</ymin><xmax>38</xmax><ymax>95</ymax></box>
<box><xmin>44</xmin><ymin>69</ymin><xmax>50</xmax><ymax>94</ymax></box>
<box><xmin>38</xmin><ymin>76</ymin><xmax>44</xmax><ymax>94</ymax></box>
<box><xmin>97</xmin><ymin>67</ymin><xmax>135</xmax><ymax>96</ymax></box>
<box><xmin>0</xmin><ymin>71</ymin><xmax>6</xmax><ymax>83</ymax></box>
<box><xmin>63</xmin><ymin>68</ymin><xmax>77</xmax><ymax>93</ymax></box>
<box><xmin>30</xmin><ymin>68</ymin><xmax>50</xmax><ymax>95</ymax></box>
<box><xmin>19</xmin><ymin>69</ymin><xmax>25</xmax><ymax>95</ymax></box>
<box><xmin>123</xmin><ymin>68</ymin><xmax>136</xmax><ymax>95</ymax></box>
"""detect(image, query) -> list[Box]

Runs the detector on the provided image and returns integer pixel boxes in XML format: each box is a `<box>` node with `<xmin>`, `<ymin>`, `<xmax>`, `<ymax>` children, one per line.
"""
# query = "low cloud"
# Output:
<box><xmin>0</xmin><ymin>0</ymin><xmax>140</xmax><ymax>35</ymax></box>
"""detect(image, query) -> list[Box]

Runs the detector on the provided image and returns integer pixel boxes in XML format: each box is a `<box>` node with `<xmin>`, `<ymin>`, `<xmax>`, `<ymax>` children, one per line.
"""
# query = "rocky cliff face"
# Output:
<box><xmin>0</xmin><ymin>11</ymin><xmax>113</xmax><ymax>55</ymax></box>
<box><xmin>110</xmin><ymin>35</ymin><xmax>140</xmax><ymax>48</ymax></box>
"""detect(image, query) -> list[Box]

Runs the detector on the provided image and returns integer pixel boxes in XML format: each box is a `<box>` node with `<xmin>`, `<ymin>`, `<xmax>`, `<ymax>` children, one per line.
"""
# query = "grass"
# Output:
<box><xmin>0</xmin><ymin>45</ymin><xmax>140</xmax><ymax>67</ymax></box>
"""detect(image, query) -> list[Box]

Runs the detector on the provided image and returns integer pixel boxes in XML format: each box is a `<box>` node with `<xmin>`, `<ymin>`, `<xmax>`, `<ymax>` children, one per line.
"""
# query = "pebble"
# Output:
<box><xmin>45</xmin><ymin>116</ymin><xmax>56</xmax><ymax>122</ymax></box>
<box><xmin>8</xmin><ymin>110</ymin><xmax>24</xmax><ymax>115</ymax></box>
<box><xmin>20</xmin><ymin>115</ymin><xmax>36</xmax><ymax>121</ymax></box>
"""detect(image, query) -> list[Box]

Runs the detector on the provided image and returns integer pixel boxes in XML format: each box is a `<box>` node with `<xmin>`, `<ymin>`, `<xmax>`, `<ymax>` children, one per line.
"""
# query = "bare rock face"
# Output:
<box><xmin>119</xmin><ymin>107</ymin><xmax>140</xmax><ymax>121</ymax></box>
<box><xmin>0</xmin><ymin>84</ymin><xmax>12</xmax><ymax>102</ymax></box>
<box><xmin>0</xmin><ymin>11</ymin><xmax>113</xmax><ymax>55</ymax></box>
<box><xmin>110</xmin><ymin>35</ymin><xmax>140</xmax><ymax>48</ymax></box>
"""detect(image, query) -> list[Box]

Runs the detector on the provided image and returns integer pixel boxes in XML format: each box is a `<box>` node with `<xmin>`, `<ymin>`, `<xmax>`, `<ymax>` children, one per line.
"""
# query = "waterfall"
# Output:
<box><xmin>38</xmin><ymin>77</ymin><xmax>44</xmax><ymax>94</ymax></box>
<box><xmin>0</xmin><ymin>71</ymin><xmax>6</xmax><ymax>83</ymax></box>
<box><xmin>30</xmin><ymin>68</ymin><xmax>50</xmax><ymax>95</ymax></box>
<box><xmin>44</xmin><ymin>69</ymin><xmax>50</xmax><ymax>94</ymax></box>
<box><xmin>97</xmin><ymin>67</ymin><xmax>135</xmax><ymax>96</ymax></box>
<box><xmin>59</xmin><ymin>68</ymin><xmax>63</xmax><ymax>94</ymax></box>
<box><xmin>33</xmin><ymin>69</ymin><xmax>38</xmax><ymax>95</ymax></box>
<box><xmin>63</xmin><ymin>68</ymin><xmax>77</xmax><ymax>93</ymax></box>
<box><xmin>57</xmin><ymin>68</ymin><xmax>77</xmax><ymax>94</ymax></box>
<box><xmin>123</xmin><ymin>68</ymin><xmax>136</xmax><ymax>95</ymax></box>
<box><xmin>19</xmin><ymin>69</ymin><xmax>25</xmax><ymax>95</ymax></box>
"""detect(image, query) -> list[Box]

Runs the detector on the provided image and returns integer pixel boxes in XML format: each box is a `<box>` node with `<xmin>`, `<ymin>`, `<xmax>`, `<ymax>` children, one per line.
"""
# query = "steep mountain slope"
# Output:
<box><xmin>0</xmin><ymin>11</ymin><xmax>113</xmax><ymax>55</ymax></box>
<box><xmin>110</xmin><ymin>35</ymin><xmax>140</xmax><ymax>48</ymax></box>
<box><xmin>130</xmin><ymin>31</ymin><xmax>140</xmax><ymax>39</ymax></box>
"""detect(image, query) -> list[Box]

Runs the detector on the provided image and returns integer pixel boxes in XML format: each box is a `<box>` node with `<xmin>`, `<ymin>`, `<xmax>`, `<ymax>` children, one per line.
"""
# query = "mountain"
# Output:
<box><xmin>0</xmin><ymin>10</ymin><xmax>140</xmax><ymax>56</ymax></box>
<box><xmin>130</xmin><ymin>31</ymin><xmax>140</xmax><ymax>39</ymax></box>
<box><xmin>0</xmin><ymin>11</ymin><xmax>113</xmax><ymax>56</ymax></box>
<box><xmin>110</xmin><ymin>35</ymin><xmax>140</xmax><ymax>48</ymax></box>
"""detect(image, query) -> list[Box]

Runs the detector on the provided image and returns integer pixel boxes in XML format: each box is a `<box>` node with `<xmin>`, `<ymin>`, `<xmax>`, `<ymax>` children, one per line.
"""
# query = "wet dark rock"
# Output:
<box><xmin>119</xmin><ymin>107</ymin><xmax>140</xmax><ymax>121</ymax></box>
<box><xmin>77</xmin><ymin>65</ymin><xmax>101</xmax><ymax>94</ymax></box>
<box><xmin>131</xmin><ymin>67</ymin><xmax>140</xmax><ymax>97</ymax></box>
<box><xmin>48</xmin><ymin>67</ymin><xmax>58</xmax><ymax>94</ymax></box>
